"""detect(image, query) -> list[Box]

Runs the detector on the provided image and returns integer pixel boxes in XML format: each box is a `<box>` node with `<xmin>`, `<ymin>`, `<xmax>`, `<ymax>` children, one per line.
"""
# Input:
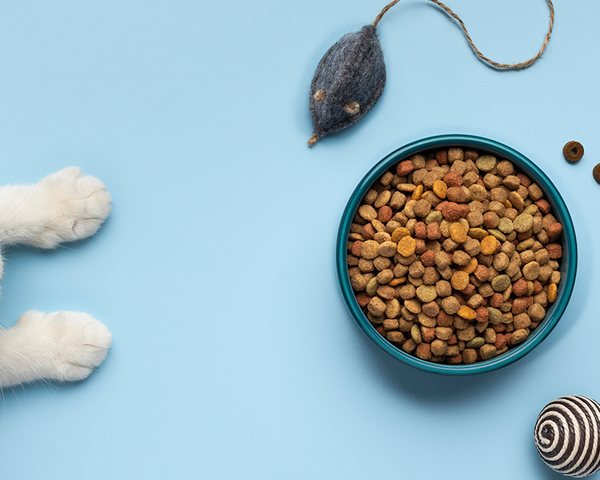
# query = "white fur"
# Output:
<box><xmin>0</xmin><ymin>167</ymin><xmax>112</xmax><ymax>388</ymax></box>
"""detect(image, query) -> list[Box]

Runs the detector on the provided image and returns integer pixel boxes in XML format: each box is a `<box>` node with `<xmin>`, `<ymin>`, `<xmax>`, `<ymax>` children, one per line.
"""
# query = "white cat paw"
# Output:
<box><xmin>38</xmin><ymin>167</ymin><xmax>112</xmax><ymax>247</ymax></box>
<box><xmin>17</xmin><ymin>311</ymin><xmax>112</xmax><ymax>382</ymax></box>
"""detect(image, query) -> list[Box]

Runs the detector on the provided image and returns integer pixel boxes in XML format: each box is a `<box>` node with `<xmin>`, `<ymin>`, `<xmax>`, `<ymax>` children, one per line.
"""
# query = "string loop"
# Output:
<box><xmin>372</xmin><ymin>0</ymin><xmax>554</xmax><ymax>70</ymax></box>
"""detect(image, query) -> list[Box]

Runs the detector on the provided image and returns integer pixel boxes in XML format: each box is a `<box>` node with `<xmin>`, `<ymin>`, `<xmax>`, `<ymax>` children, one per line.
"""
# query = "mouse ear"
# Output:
<box><xmin>308</xmin><ymin>25</ymin><xmax>386</xmax><ymax>146</ymax></box>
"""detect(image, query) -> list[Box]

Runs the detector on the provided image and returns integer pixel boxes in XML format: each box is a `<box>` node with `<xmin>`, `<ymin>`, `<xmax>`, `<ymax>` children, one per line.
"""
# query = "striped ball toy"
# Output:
<box><xmin>534</xmin><ymin>395</ymin><xmax>600</xmax><ymax>477</ymax></box>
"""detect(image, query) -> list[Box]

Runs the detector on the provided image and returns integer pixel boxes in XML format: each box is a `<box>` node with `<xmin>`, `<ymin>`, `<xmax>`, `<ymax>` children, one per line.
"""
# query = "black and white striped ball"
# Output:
<box><xmin>534</xmin><ymin>395</ymin><xmax>600</xmax><ymax>478</ymax></box>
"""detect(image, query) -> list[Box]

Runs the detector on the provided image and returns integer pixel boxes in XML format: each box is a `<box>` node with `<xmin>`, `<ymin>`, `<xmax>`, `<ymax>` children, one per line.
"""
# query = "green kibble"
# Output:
<box><xmin>488</xmin><ymin>307</ymin><xmax>503</xmax><ymax>325</ymax></box>
<box><xmin>425</xmin><ymin>210</ymin><xmax>443</xmax><ymax>225</ymax></box>
<box><xmin>475</xmin><ymin>155</ymin><xmax>497</xmax><ymax>172</ymax></box>
<box><xmin>513</xmin><ymin>213</ymin><xmax>534</xmax><ymax>233</ymax></box>
<box><xmin>497</xmin><ymin>217</ymin><xmax>514</xmax><ymax>234</ymax></box>
<box><xmin>491</xmin><ymin>274</ymin><xmax>511</xmax><ymax>292</ymax></box>
<box><xmin>466</xmin><ymin>337</ymin><xmax>485</xmax><ymax>348</ymax></box>
<box><xmin>488</xmin><ymin>229</ymin><xmax>506</xmax><ymax>242</ymax></box>
<box><xmin>366</xmin><ymin>278</ymin><xmax>379</xmax><ymax>296</ymax></box>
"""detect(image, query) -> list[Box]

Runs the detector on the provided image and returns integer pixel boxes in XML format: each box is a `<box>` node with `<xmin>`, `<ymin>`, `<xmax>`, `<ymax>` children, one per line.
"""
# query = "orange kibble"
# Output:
<box><xmin>412</xmin><ymin>184</ymin><xmax>424</xmax><ymax>201</ymax></box>
<box><xmin>460</xmin><ymin>258</ymin><xmax>478</xmax><ymax>274</ymax></box>
<box><xmin>451</xmin><ymin>271</ymin><xmax>470</xmax><ymax>291</ymax></box>
<box><xmin>548</xmin><ymin>283</ymin><xmax>557</xmax><ymax>303</ymax></box>
<box><xmin>389</xmin><ymin>277</ymin><xmax>407</xmax><ymax>287</ymax></box>
<box><xmin>449</xmin><ymin>222</ymin><xmax>468</xmax><ymax>243</ymax></box>
<box><xmin>391</xmin><ymin>227</ymin><xmax>411</xmax><ymax>243</ymax></box>
<box><xmin>397</xmin><ymin>236</ymin><xmax>416</xmax><ymax>257</ymax></box>
<box><xmin>457</xmin><ymin>305</ymin><xmax>477</xmax><ymax>320</ymax></box>
<box><xmin>480</xmin><ymin>235</ymin><xmax>498</xmax><ymax>255</ymax></box>
<box><xmin>432</xmin><ymin>180</ymin><xmax>447</xmax><ymax>199</ymax></box>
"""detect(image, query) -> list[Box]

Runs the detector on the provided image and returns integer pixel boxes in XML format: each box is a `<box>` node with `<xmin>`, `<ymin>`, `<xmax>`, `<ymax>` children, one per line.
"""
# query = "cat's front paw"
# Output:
<box><xmin>17</xmin><ymin>311</ymin><xmax>112</xmax><ymax>382</ymax></box>
<box><xmin>38</xmin><ymin>167</ymin><xmax>111</xmax><ymax>247</ymax></box>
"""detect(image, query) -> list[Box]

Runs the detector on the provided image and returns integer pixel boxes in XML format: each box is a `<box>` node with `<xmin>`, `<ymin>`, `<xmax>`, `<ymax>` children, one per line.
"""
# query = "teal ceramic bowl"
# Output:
<box><xmin>337</xmin><ymin>134</ymin><xmax>577</xmax><ymax>375</ymax></box>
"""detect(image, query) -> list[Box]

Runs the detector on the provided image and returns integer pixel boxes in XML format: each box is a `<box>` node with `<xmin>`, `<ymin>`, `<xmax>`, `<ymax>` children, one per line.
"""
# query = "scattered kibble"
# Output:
<box><xmin>563</xmin><ymin>141</ymin><xmax>584</xmax><ymax>163</ymax></box>
<box><xmin>347</xmin><ymin>147</ymin><xmax>565</xmax><ymax>365</ymax></box>
<box><xmin>593</xmin><ymin>163</ymin><xmax>600</xmax><ymax>184</ymax></box>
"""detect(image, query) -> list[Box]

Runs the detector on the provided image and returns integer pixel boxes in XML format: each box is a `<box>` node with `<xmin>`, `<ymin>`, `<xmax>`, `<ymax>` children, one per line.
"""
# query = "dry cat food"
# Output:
<box><xmin>346</xmin><ymin>147</ymin><xmax>564</xmax><ymax>365</ymax></box>
<box><xmin>563</xmin><ymin>141</ymin><xmax>584</xmax><ymax>163</ymax></box>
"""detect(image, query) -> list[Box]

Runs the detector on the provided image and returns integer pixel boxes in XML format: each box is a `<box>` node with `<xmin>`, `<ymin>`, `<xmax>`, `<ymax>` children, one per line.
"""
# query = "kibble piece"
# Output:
<box><xmin>563</xmin><ymin>141</ymin><xmax>584</xmax><ymax>162</ymax></box>
<box><xmin>513</xmin><ymin>213</ymin><xmax>534</xmax><ymax>233</ymax></box>
<box><xmin>479</xmin><ymin>344</ymin><xmax>497</xmax><ymax>360</ymax></box>
<box><xmin>462</xmin><ymin>348</ymin><xmax>477</xmax><ymax>364</ymax></box>
<box><xmin>358</xmin><ymin>205</ymin><xmax>377</xmax><ymax>221</ymax></box>
<box><xmin>480</xmin><ymin>235</ymin><xmax>498</xmax><ymax>255</ymax></box>
<box><xmin>441</xmin><ymin>296</ymin><xmax>461</xmax><ymax>315</ymax></box>
<box><xmin>416</xmin><ymin>285</ymin><xmax>438</xmax><ymax>303</ymax></box>
<box><xmin>451</xmin><ymin>271</ymin><xmax>470</xmax><ymax>291</ymax></box>
<box><xmin>491</xmin><ymin>275</ymin><xmax>511</xmax><ymax>292</ymax></box>
<box><xmin>431</xmin><ymin>339</ymin><xmax>448</xmax><ymax>356</ymax></box>
<box><xmin>397</xmin><ymin>236</ymin><xmax>416</xmax><ymax>257</ymax></box>
<box><xmin>522</xmin><ymin>261</ymin><xmax>541</xmax><ymax>281</ymax></box>
<box><xmin>449</xmin><ymin>222</ymin><xmax>468</xmax><ymax>243</ymax></box>
<box><xmin>509</xmin><ymin>329</ymin><xmax>528</xmax><ymax>346</ymax></box>
<box><xmin>476</xmin><ymin>155</ymin><xmax>497</xmax><ymax>172</ymax></box>
<box><xmin>361</xmin><ymin>240</ymin><xmax>380</xmax><ymax>260</ymax></box>
<box><xmin>457</xmin><ymin>305</ymin><xmax>476</xmax><ymax>320</ymax></box>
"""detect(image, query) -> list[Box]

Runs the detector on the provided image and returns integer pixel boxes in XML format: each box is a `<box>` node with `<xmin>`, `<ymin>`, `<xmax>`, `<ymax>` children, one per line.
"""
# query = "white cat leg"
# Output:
<box><xmin>0</xmin><ymin>311</ymin><xmax>112</xmax><ymax>388</ymax></box>
<box><xmin>0</xmin><ymin>167</ymin><xmax>111</xmax><ymax>248</ymax></box>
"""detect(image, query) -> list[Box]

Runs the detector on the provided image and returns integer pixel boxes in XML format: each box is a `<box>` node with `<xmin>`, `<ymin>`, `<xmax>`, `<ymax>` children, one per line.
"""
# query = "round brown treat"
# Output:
<box><xmin>436</xmin><ymin>150</ymin><xmax>448</xmax><ymax>164</ymax></box>
<box><xmin>377</xmin><ymin>285</ymin><xmax>396</xmax><ymax>300</ymax></box>
<box><xmin>355</xmin><ymin>292</ymin><xmax>372</xmax><ymax>307</ymax></box>
<box><xmin>512</xmin><ymin>279</ymin><xmax>528</xmax><ymax>297</ymax></box>
<box><xmin>422</xmin><ymin>301</ymin><xmax>440</xmax><ymax>318</ymax></box>
<box><xmin>451</xmin><ymin>271</ymin><xmax>470</xmax><ymax>291</ymax></box>
<box><xmin>416</xmin><ymin>285</ymin><xmax>438</xmax><ymax>303</ymax></box>
<box><xmin>399</xmin><ymin>284</ymin><xmax>416</xmax><ymax>299</ymax></box>
<box><xmin>361</xmin><ymin>240</ymin><xmax>380</xmax><ymax>259</ymax></box>
<box><xmin>452</xmin><ymin>250</ymin><xmax>471</xmax><ymax>267</ymax></box>
<box><xmin>351</xmin><ymin>241</ymin><xmax>363</xmax><ymax>256</ymax></box>
<box><xmin>593</xmin><ymin>163</ymin><xmax>600</xmax><ymax>184</ymax></box>
<box><xmin>437</xmin><ymin>311</ymin><xmax>454</xmax><ymax>327</ymax></box>
<box><xmin>422</xmin><ymin>267</ymin><xmax>440</xmax><ymax>285</ymax></box>
<box><xmin>378</xmin><ymin>241</ymin><xmax>397</xmax><ymax>257</ymax></box>
<box><xmin>563</xmin><ymin>141</ymin><xmax>584</xmax><ymax>162</ymax></box>
<box><xmin>358</xmin><ymin>204</ymin><xmax>377</xmax><ymax>221</ymax></box>
<box><xmin>511</xmin><ymin>298</ymin><xmax>528</xmax><ymax>315</ymax></box>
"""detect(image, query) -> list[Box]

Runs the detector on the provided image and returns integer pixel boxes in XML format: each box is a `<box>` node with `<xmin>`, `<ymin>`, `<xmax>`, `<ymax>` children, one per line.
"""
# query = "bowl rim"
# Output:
<box><xmin>336</xmin><ymin>134</ymin><xmax>578</xmax><ymax>375</ymax></box>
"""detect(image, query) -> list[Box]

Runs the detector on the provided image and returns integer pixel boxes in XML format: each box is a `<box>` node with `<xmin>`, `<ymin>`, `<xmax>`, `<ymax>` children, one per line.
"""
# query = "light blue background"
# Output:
<box><xmin>0</xmin><ymin>0</ymin><xmax>598</xmax><ymax>478</ymax></box>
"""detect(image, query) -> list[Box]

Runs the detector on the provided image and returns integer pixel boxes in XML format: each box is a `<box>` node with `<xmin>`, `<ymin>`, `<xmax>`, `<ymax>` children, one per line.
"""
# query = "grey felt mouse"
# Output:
<box><xmin>307</xmin><ymin>0</ymin><xmax>554</xmax><ymax>147</ymax></box>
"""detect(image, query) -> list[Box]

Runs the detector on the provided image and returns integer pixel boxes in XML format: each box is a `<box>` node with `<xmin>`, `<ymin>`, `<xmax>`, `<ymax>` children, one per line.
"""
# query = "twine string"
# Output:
<box><xmin>372</xmin><ymin>0</ymin><xmax>554</xmax><ymax>70</ymax></box>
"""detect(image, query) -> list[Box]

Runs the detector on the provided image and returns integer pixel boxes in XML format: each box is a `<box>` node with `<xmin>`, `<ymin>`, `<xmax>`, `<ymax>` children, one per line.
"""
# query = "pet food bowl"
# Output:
<box><xmin>336</xmin><ymin>134</ymin><xmax>577</xmax><ymax>375</ymax></box>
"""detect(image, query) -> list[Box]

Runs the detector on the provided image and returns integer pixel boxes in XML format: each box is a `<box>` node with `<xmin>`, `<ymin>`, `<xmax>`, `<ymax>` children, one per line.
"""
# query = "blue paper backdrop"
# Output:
<box><xmin>0</xmin><ymin>1</ymin><xmax>597</xmax><ymax>478</ymax></box>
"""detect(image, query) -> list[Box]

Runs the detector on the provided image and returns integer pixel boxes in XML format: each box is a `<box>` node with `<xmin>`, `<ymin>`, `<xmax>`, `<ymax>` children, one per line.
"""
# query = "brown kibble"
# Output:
<box><xmin>378</xmin><ymin>206</ymin><xmax>392</xmax><ymax>223</ymax></box>
<box><xmin>546</xmin><ymin>243</ymin><xmax>563</xmax><ymax>259</ymax></box>
<box><xmin>443</xmin><ymin>171</ymin><xmax>463</xmax><ymax>187</ymax></box>
<box><xmin>361</xmin><ymin>240</ymin><xmax>380</xmax><ymax>259</ymax></box>
<box><xmin>416</xmin><ymin>343</ymin><xmax>432</xmax><ymax>360</ymax></box>
<box><xmin>351</xmin><ymin>241</ymin><xmax>363</xmax><ymax>257</ymax></box>
<box><xmin>396</xmin><ymin>160</ymin><xmax>414</xmax><ymax>176</ymax></box>
<box><xmin>546</xmin><ymin>222</ymin><xmax>563</xmax><ymax>238</ymax></box>
<box><xmin>462</xmin><ymin>348</ymin><xmax>477</xmax><ymax>364</ymax></box>
<box><xmin>594</xmin><ymin>164</ymin><xmax>600</xmax><ymax>184</ymax></box>
<box><xmin>431</xmin><ymin>339</ymin><xmax>448</xmax><ymax>356</ymax></box>
<box><xmin>563</xmin><ymin>141</ymin><xmax>584</xmax><ymax>162</ymax></box>
<box><xmin>479</xmin><ymin>344</ymin><xmax>497</xmax><ymax>360</ymax></box>
<box><xmin>509</xmin><ymin>329</ymin><xmax>528</xmax><ymax>346</ymax></box>
<box><xmin>480</xmin><ymin>235</ymin><xmax>498</xmax><ymax>255</ymax></box>
<box><xmin>474</xmin><ymin>265</ymin><xmax>490</xmax><ymax>282</ymax></box>
<box><xmin>426</xmin><ymin>222</ymin><xmax>441</xmax><ymax>240</ymax></box>
<box><xmin>368</xmin><ymin>297</ymin><xmax>387</xmax><ymax>317</ymax></box>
